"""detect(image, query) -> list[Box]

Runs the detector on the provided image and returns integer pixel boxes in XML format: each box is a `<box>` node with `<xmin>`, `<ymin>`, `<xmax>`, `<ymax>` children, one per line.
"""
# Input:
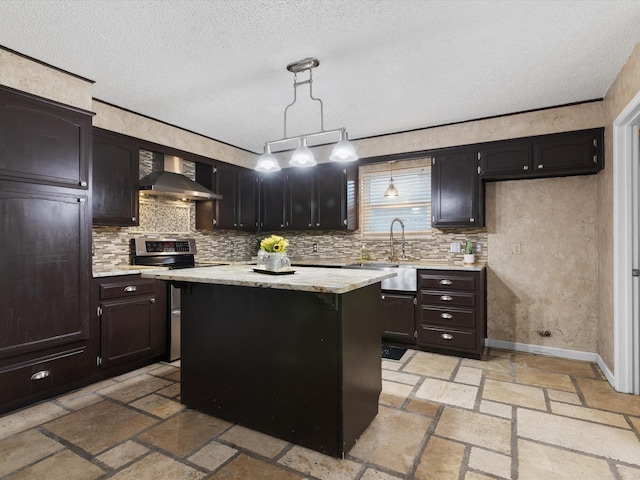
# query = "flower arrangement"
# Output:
<box><xmin>259</xmin><ymin>235</ymin><xmax>289</xmax><ymax>253</ymax></box>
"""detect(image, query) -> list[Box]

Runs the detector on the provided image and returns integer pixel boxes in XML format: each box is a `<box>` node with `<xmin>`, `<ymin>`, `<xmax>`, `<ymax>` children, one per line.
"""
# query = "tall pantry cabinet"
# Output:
<box><xmin>0</xmin><ymin>86</ymin><xmax>93</xmax><ymax>413</ymax></box>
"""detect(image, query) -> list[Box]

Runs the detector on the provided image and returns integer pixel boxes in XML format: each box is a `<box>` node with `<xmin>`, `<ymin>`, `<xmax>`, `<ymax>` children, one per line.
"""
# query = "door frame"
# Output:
<box><xmin>613</xmin><ymin>89</ymin><xmax>640</xmax><ymax>394</ymax></box>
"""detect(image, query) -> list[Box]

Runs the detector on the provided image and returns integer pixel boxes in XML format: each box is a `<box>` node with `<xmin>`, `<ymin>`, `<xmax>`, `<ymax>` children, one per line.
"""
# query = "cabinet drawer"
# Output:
<box><xmin>419</xmin><ymin>272</ymin><xmax>476</xmax><ymax>291</ymax></box>
<box><xmin>420</xmin><ymin>290</ymin><xmax>475</xmax><ymax>307</ymax></box>
<box><xmin>421</xmin><ymin>306</ymin><xmax>475</xmax><ymax>329</ymax></box>
<box><xmin>418</xmin><ymin>326</ymin><xmax>476</xmax><ymax>351</ymax></box>
<box><xmin>0</xmin><ymin>347</ymin><xmax>87</xmax><ymax>405</ymax></box>
<box><xmin>100</xmin><ymin>279</ymin><xmax>155</xmax><ymax>300</ymax></box>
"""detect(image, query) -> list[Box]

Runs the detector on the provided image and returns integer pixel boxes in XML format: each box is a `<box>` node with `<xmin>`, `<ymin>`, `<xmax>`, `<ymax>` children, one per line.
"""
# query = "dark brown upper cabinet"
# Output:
<box><xmin>196</xmin><ymin>162</ymin><xmax>259</xmax><ymax>231</ymax></box>
<box><xmin>92</xmin><ymin>129</ymin><xmax>140</xmax><ymax>226</ymax></box>
<box><xmin>479</xmin><ymin>128</ymin><xmax>603</xmax><ymax>181</ymax></box>
<box><xmin>288</xmin><ymin>163</ymin><xmax>358</xmax><ymax>231</ymax></box>
<box><xmin>431</xmin><ymin>148</ymin><xmax>483</xmax><ymax>228</ymax></box>
<box><xmin>0</xmin><ymin>86</ymin><xmax>91</xmax><ymax>189</ymax></box>
<box><xmin>479</xmin><ymin>140</ymin><xmax>532</xmax><ymax>179</ymax></box>
<box><xmin>260</xmin><ymin>173</ymin><xmax>287</xmax><ymax>230</ymax></box>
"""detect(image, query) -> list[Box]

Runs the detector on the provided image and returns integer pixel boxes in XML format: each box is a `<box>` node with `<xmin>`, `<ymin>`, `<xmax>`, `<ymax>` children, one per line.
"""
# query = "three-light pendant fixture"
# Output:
<box><xmin>255</xmin><ymin>57</ymin><xmax>358</xmax><ymax>172</ymax></box>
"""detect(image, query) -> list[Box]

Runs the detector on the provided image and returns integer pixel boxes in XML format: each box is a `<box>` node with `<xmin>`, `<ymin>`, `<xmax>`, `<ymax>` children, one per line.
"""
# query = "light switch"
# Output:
<box><xmin>511</xmin><ymin>243</ymin><xmax>521</xmax><ymax>255</ymax></box>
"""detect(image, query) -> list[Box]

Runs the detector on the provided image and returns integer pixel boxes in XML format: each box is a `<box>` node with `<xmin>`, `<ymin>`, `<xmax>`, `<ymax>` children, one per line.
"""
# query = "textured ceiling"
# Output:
<box><xmin>1</xmin><ymin>0</ymin><xmax>640</xmax><ymax>154</ymax></box>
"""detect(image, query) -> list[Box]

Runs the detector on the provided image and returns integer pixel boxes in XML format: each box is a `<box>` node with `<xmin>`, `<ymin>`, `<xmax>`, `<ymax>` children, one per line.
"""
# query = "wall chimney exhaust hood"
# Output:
<box><xmin>139</xmin><ymin>153</ymin><xmax>221</xmax><ymax>201</ymax></box>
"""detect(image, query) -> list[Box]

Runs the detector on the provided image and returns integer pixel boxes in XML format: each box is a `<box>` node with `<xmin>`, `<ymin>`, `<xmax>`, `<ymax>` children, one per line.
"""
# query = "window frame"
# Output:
<box><xmin>358</xmin><ymin>157</ymin><xmax>432</xmax><ymax>239</ymax></box>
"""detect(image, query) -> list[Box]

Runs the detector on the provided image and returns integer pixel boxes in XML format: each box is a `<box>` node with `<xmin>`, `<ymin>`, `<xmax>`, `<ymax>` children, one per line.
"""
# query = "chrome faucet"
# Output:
<box><xmin>389</xmin><ymin>218</ymin><xmax>406</xmax><ymax>261</ymax></box>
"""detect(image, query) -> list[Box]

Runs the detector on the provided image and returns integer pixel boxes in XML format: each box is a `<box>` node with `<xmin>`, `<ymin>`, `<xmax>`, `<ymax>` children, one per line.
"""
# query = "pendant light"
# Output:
<box><xmin>255</xmin><ymin>57</ymin><xmax>358</xmax><ymax>171</ymax></box>
<box><xmin>255</xmin><ymin>145</ymin><xmax>281</xmax><ymax>172</ymax></box>
<box><xmin>290</xmin><ymin>137</ymin><xmax>317</xmax><ymax>167</ymax></box>
<box><xmin>384</xmin><ymin>161</ymin><xmax>399</xmax><ymax>198</ymax></box>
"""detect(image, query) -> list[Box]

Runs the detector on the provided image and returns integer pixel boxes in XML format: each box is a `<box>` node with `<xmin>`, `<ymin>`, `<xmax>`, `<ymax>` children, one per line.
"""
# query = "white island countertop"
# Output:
<box><xmin>141</xmin><ymin>264</ymin><xmax>396</xmax><ymax>294</ymax></box>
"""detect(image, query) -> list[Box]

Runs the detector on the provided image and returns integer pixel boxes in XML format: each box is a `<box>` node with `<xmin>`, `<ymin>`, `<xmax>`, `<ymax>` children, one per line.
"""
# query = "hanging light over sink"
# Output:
<box><xmin>384</xmin><ymin>161</ymin><xmax>399</xmax><ymax>198</ymax></box>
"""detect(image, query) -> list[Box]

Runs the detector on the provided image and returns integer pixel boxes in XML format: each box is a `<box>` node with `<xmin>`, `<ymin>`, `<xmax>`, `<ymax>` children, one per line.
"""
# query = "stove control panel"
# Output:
<box><xmin>132</xmin><ymin>238</ymin><xmax>197</xmax><ymax>256</ymax></box>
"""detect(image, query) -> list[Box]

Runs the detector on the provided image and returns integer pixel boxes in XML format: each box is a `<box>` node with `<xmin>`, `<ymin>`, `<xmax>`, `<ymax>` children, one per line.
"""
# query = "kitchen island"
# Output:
<box><xmin>142</xmin><ymin>265</ymin><xmax>395</xmax><ymax>458</ymax></box>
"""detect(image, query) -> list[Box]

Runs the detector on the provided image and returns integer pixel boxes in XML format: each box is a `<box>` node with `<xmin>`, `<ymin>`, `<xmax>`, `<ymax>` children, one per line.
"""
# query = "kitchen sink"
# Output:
<box><xmin>345</xmin><ymin>264</ymin><xmax>417</xmax><ymax>292</ymax></box>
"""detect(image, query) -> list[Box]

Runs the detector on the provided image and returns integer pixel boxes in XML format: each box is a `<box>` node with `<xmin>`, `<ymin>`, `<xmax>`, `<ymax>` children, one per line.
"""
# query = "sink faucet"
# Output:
<box><xmin>389</xmin><ymin>218</ymin><xmax>406</xmax><ymax>261</ymax></box>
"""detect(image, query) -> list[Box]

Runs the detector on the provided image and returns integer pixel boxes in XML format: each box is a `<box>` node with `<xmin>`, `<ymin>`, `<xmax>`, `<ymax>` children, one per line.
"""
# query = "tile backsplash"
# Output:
<box><xmin>92</xmin><ymin>150</ymin><xmax>487</xmax><ymax>270</ymax></box>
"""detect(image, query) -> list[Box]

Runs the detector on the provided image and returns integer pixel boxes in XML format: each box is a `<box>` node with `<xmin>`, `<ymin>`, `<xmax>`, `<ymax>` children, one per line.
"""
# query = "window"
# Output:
<box><xmin>359</xmin><ymin>158</ymin><xmax>431</xmax><ymax>236</ymax></box>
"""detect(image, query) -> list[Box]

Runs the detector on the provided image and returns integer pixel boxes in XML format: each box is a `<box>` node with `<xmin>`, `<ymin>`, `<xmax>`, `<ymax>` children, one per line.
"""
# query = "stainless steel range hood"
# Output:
<box><xmin>139</xmin><ymin>153</ymin><xmax>221</xmax><ymax>201</ymax></box>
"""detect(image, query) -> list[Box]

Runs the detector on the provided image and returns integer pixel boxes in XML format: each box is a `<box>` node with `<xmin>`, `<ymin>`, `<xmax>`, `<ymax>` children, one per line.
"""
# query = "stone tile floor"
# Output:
<box><xmin>2</xmin><ymin>348</ymin><xmax>640</xmax><ymax>479</ymax></box>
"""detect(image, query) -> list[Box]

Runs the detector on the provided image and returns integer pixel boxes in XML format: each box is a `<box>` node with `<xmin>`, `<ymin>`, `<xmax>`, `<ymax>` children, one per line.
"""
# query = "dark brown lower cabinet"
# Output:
<box><xmin>417</xmin><ymin>269</ymin><xmax>486</xmax><ymax>359</ymax></box>
<box><xmin>381</xmin><ymin>292</ymin><xmax>416</xmax><ymax>343</ymax></box>
<box><xmin>93</xmin><ymin>275</ymin><xmax>167</xmax><ymax>371</ymax></box>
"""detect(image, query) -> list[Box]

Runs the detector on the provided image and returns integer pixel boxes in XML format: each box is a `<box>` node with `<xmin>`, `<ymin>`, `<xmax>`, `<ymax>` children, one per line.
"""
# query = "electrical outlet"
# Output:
<box><xmin>511</xmin><ymin>243</ymin><xmax>521</xmax><ymax>255</ymax></box>
<box><xmin>312</xmin><ymin>243</ymin><xmax>318</xmax><ymax>253</ymax></box>
<box><xmin>450</xmin><ymin>242</ymin><xmax>461</xmax><ymax>253</ymax></box>
<box><xmin>475</xmin><ymin>242</ymin><xmax>483</xmax><ymax>253</ymax></box>
<box><xmin>229</xmin><ymin>242</ymin><xmax>234</xmax><ymax>252</ymax></box>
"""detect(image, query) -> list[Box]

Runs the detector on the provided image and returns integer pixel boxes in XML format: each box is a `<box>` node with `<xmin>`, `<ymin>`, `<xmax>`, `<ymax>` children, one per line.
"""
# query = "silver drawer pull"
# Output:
<box><xmin>31</xmin><ymin>370</ymin><xmax>50</xmax><ymax>381</ymax></box>
<box><xmin>440</xmin><ymin>333</ymin><xmax>453</xmax><ymax>340</ymax></box>
<box><xmin>124</xmin><ymin>286</ymin><xmax>137</xmax><ymax>292</ymax></box>
<box><xmin>439</xmin><ymin>279</ymin><xmax>452</xmax><ymax>285</ymax></box>
<box><xmin>440</xmin><ymin>295</ymin><xmax>453</xmax><ymax>302</ymax></box>
<box><xmin>440</xmin><ymin>313</ymin><xmax>453</xmax><ymax>319</ymax></box>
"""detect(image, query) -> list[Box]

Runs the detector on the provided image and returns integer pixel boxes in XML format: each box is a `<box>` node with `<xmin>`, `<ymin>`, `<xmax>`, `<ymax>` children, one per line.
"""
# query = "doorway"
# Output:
<box><xmin>614</xmin><ymin>90</ymin><xmax>640</xmax><ymax>394</ymax></box>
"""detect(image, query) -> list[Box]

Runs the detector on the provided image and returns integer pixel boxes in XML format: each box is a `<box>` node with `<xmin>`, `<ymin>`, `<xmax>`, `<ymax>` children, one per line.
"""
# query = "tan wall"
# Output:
<box><xmin>599</xmin><ymin>43</ymin><xmax>640</xmax><ymax>372</ymax></box>
<box><xmin>0</xmin><ymin>48</ymin><xmax>93</xmax><ymax>110</ymax></box>
<box><xmin>92</xmin><ymin>100</ymin><xmax>257</xmax><ymax>169</ymax></box>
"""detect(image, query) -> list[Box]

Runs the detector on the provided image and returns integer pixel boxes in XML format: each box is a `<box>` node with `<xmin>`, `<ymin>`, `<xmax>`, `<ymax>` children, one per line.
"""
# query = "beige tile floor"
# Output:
<box><xmin>2</xmin><ymin>348</ymin><xmax>640</xmax><ymax>479</ymax></box>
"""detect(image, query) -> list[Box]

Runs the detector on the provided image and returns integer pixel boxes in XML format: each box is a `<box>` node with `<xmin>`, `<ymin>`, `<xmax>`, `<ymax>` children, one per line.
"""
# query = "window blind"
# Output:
<box><xmin>361</xmin><ymin>164</ymin><xmax>431</xmax><ymax>235</ymax></box>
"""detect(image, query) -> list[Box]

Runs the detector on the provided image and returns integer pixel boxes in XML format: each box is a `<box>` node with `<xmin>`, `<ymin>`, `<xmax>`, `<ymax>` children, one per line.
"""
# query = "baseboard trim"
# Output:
<box><xmin>485</xmin><ymin>339</ymin><xmax>598</xmax><ymax>363</ymax></box>
<box><xmin>596</xmin><ymin>354</ymin><xmax>616</xmax><ymax>386</ymax></box>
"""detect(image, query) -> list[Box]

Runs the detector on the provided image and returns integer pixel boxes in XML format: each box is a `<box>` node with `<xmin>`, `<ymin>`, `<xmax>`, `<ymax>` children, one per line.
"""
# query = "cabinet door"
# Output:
<box><xmin>261</xmin><ymin>173</ymin><xmax>287</xmax><ymax>230</ymax></box>
<box><xmin>381</xmin><ymin>293</ymin><xmax>416</xmax><ymax>343</ymax></box>
<box><xmin>92</xmin><ymin>129</ymin><xmax>140</xmax><ymax>226</ymax></box>
<box><xmin>533</xmin><ymin>130</ymin><xmax>601</xmax><ymax>174</ymax></box>
<box><xmin>0</xmin><ymin>87</ymin><xmax>90</xmax><ymax>189</ymax></box>
<box><xmin>100</xmin><ymin>294</ymin><xmax>156</xmax><ymax>369</ymax></box>
<box><xmin>431</xmin><ymin>148</ymin><xmax>483</xmax><ymax>227</ymax></box>
<box><xmin>479</xmin><ymin>141</ymin><xmax>532</xmax><ymax>180</ymax></box>
<box><xmin>237</xmin><ymin>169</ymin><xmax>259</xmax><ymax>231</ymax></box>
<box><xmin>315</xmin><ymin>163</ymin><xmax>347</xmax><ymax>229</ymax></box>
<box><xmin>0</xmin><ymin>183</ymin><xmax>90</xmax><ymax>360</ymax></box>
<box><xmin>214</xmin><ymin>162</ymin><xmax>239</xmax><ymax>228</ymax></box>
<box><xmin>288</xmin><ymin>169</ymin><xmax>315</xmax><ymax>229</ymax></box>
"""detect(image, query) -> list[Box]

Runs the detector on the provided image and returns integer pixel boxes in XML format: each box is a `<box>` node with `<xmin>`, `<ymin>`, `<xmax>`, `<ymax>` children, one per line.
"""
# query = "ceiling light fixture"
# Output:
<box><xmin>384</xmin><ymin>161</ymin><xmax>399</xmax><ymax>198</ymax></box>
<box><xmin>255</xmin><ymin>57</ymin><xmax>358</xmax><ymax>172</ymax></box>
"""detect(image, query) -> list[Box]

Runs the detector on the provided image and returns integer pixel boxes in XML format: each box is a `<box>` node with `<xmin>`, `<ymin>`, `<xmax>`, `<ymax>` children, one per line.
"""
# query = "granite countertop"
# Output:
<box><xmin>92</xmin><ymin>265</ymin><xmax>169</xmax><ymax>278</ymax></box>
<box><xmin>288</xmin><ymin>258</ymin><xmax>486</xmax><ymax>272</ymax></box>
<box><xmin>140</xmin><ymin>264</ymin><xmax>396</xmax><ymax>294</ymax></box>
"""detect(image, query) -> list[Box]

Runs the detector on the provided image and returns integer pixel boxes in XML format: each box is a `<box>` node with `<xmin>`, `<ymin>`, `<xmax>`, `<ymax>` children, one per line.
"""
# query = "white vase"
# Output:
<box><xmin>256</xmin><ymin>251</ymin><xmax>291</xmax><ymax>272</ymax></box>
<box><xmin>463</xmin><ymin>254</ymin><xmax>475</xmax><ymax>264</ymax></box>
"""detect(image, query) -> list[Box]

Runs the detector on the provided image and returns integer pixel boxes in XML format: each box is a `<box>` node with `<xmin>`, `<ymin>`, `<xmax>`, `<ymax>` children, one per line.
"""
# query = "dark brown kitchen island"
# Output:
<box><xmin>142</xmin><ymin>265</ymin><xmax>395</xmax><ymax>457</ymax></box>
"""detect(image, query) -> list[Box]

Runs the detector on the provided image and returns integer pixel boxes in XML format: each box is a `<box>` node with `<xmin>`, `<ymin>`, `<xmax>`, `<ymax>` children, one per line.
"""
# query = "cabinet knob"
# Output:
<box><xmin>381</xmin><ymin>295</ymin><xmax>385</xmax><ymax>300</ymax></box>
<box><xmin>79</xmin><ymin>180</ymin><xmax>87</xmax><ymax>187</ymax></box>
<box><xmin>150</xmin><ymin>298</ymin><xmax>156</xmax><ymax>304</ymax></box>
<box><xmin>31</xmin><ymin>370</ymin><xmax>50</xmax><ymax>381</ymax></box>
<box><xmin>538</xmin><ymin>164</ymin><xmax>544</xmax><ymax>169</ymax></box>
<box><xmin>440</xmin><ymin>295</ymin><xmax>453</xmax><ymax>302</ymax></box>
<box><xmin>280</xmin><ymin>224</ymin><xmax>284</xmax><ymax>228</ymax></box>
<box><xmin>523</xmin><ymin>165</ymin><xmax>529</xmax><ymax>171</ymax></box>
<box><xmin>124</xmin><ymin>286</ymin><xmax>137</xmax><ymax>292</ymax></box>
<box><xmin>439</xmin><ymin>279</ymin><xmax>452</xmax><ymax>286</ymax></box>
<box><xmin>593</xmin><ymin>155</ymin><xmax>598</xmax><ymax>164</ymax></box>
<box><xmin>440</xmin><ymin>313</ymin><xmax>453</xmax><ymax>319</ymax></box>
<box><xmin>131</xmin><ymin>217</ymin><xmax>136</xmax><ymax>222</ymax></box>
<box><xmin>440</xmin><ymin>333</ymin><xmax>454</xmax><ymax>340</ymax></box>
<box><xmin>316</xmin><ymin>223</ymin><xmax>320</xmax><ymax>227</ymax></box>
